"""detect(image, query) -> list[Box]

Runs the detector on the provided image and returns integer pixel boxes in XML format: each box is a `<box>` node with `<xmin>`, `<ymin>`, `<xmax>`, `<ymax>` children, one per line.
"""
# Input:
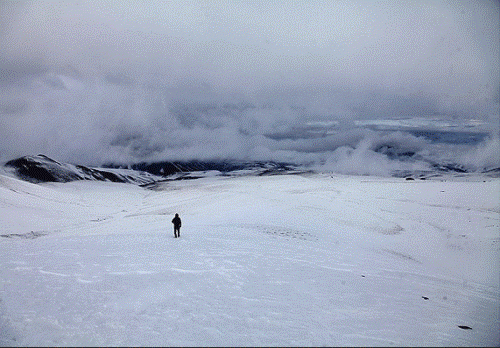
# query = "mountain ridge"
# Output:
<box><xmin>2</xmin><ymin>155</ymin><xmax>301</xmax><ymax>185</ymax></box>
<box><xmin>3</xmin><ymin>155</ymin><xmax>161</xmax><ymax>185</ymax></box>
<box><xmin>3</xmin><ymin>153</ymin><xmax>498</xmax><ymax>185</ymax></box>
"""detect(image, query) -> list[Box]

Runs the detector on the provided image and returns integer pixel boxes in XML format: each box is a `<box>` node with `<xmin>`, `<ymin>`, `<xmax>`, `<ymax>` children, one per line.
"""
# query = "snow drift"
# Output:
<box><xmin>0</xmin><ymin>169</ymin><xmax>498</xmax><ymax>346</ymax></box>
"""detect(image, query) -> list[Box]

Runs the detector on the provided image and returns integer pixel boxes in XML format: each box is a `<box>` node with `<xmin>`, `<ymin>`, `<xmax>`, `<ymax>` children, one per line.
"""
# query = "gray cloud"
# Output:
<box><xmin>0</xmin><ymin>1</ymin><xmax>498</xmax><ymax>167</ymax></box>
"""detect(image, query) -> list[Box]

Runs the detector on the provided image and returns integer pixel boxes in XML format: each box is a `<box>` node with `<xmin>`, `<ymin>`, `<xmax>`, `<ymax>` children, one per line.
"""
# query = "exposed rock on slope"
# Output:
<box><xmin>4</xmin><ymin>155</ymin><xmax>161</xmax><ymax>185</ymax></box>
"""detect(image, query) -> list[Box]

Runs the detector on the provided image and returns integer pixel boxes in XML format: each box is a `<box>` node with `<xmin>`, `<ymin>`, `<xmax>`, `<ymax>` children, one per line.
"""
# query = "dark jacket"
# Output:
<box><xmin>172</xmin><ymin>215</ymin><xmax>181</xmax><ymax>228</ymax></box>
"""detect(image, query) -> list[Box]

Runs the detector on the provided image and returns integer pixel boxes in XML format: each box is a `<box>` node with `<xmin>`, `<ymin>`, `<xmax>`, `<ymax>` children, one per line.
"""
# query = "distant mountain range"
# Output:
<box><xmin>2</xmin><ymin>155</ymin><xmax>301</xmax><ymax>186</ymax></box>
<box><xmin>106</xmin><ymin>160</ymin><xmax>298</xmax><ymax>177</ymax></box>
<box><xmin>2</xmin><ymin>153</ymin><xmax>498</xmax><ymax>186</ymax></box>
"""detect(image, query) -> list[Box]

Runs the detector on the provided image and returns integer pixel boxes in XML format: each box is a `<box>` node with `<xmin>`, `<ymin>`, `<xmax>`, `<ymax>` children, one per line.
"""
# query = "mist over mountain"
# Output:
<box><xmin>0</xmin><ymin>1</ymin><xmax>498</xmax><ymax>172</ymax></box>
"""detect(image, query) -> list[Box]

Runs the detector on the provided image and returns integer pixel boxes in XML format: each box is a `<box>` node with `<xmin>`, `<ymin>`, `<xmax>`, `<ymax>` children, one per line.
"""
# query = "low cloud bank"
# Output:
<box><xmin>0</xmin><ymin>1</ymin><xmax>498</xmax><ymax>176</ymax></box>
<box><xmin>0</xmin><ymin>70</ymin><xmax>498</xmax><ymax>177</ymax></box>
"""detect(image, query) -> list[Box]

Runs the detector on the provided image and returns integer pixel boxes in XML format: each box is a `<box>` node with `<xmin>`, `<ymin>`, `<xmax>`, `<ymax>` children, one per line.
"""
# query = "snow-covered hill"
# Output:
<box><xmin>3</xmin><ymin>155</ymin><xmax>162</xmax><ymax>185</ymax></box>
<box><xmin>0</xmin><ymin>171</ymin><xmax>498</xmax><ymax>346</ymax></box>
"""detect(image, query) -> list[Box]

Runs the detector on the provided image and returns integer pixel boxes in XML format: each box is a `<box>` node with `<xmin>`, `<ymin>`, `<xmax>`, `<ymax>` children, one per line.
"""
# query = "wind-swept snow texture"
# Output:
<box><xmin>0</xmin><ymin>172</ymin><xmax>499</xmax><ymax>346</ymax></box>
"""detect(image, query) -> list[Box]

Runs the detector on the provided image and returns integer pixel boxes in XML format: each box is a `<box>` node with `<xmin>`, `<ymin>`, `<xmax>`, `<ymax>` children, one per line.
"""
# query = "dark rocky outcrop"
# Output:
<box><xmin>104</xmin><ymin>160</ymin><xmax>298</xmax><ymax>177</ymax></box>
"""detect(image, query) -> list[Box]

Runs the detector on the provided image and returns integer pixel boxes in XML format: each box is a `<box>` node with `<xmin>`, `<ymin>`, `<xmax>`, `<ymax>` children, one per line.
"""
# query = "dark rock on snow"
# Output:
<box><xmin>105</xmin><ymin>160</ymin><xmax>298</xmax><ymax>177</ymax></box>
<box><xmin>4</xmin><ymin>155</ymin><xmax>160</xmax><ymax>185</ymax></box>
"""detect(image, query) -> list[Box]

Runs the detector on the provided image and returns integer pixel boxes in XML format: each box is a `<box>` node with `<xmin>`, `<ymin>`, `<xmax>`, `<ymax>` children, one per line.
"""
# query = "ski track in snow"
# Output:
<box><xmin>0</xmin><ymin>173</ymin><xmax>499</xmax><ymax>346</ymax></box>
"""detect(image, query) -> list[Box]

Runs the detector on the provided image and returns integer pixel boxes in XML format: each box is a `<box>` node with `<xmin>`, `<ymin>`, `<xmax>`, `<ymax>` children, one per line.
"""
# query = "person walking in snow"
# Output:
<box><xmin>172</xmin><ymin>213</ymin><xmax>182</xmax><ymax>238</ymax></box>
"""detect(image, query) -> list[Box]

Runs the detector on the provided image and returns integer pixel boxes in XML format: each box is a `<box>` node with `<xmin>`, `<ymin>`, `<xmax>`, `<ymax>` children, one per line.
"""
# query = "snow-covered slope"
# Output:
<box><xmin>0</xmin><ymin>172</ymin><xmax>498</xmax><ymax>346</ymax></box>
<box><xmin>3</xmin><ymin>155</ymin><xmax>162</xmax><ymax>185</ymax></box>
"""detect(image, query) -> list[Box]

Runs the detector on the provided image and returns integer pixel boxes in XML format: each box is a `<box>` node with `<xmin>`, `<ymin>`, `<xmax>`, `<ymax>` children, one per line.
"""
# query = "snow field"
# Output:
<box><xmin>0</xmin><ymin>173</ymin><xmax>499</xmax><ymax>346</ymax></box>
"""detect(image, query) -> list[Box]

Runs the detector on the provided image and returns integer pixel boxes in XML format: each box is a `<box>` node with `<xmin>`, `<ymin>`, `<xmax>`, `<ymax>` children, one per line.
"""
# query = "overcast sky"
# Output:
<box><xmin>0</xmin><ymin>1</ymin><xmax>498</xmax><ymax>165</ymax></box>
